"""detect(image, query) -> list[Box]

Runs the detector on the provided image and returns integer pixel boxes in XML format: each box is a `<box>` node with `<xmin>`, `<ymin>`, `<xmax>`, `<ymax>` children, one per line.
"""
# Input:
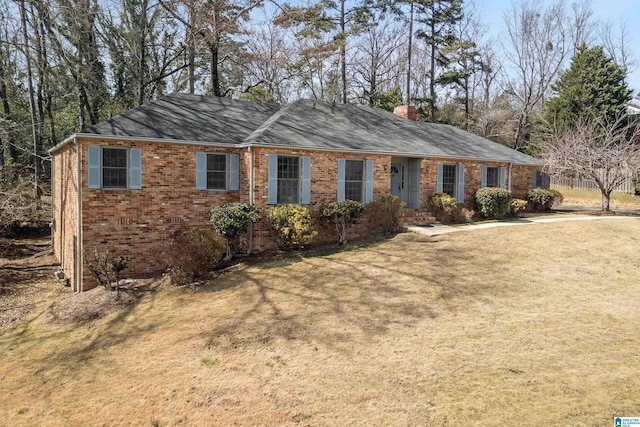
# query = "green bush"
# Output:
<box><xmin>162</xmin><ymin>228</ymin><xmax>225</xmax><ymax>285</ymax></box>
<box><xmin>474</xmin><ymin>188</ymin><xmax>512</xmax><ymax>219</ymax></box>
<box><xmin>367</xmin><ymin>194</ymin><xmax>405</xmax><ymax>235</ymax></box>
<box><xmin>527</xmin><ymin>189</ymin><xmax>560</xmax><ymax>212</ymax></box>
<box><xmin>510</xmin><ymin>199</ymin><xmax>528</xmax><ymax>216</ymax></box>
<box><xmin>266</xmin><ymin>205</ymin><xmax>317</xmax><ymax>250</ymax></box>
<box><xmin>319</xmin><ymin>200</ymin><xmax>364</xmax><ymax>245</ymax></box>
<box><xmin>427</xmin><ymin>192</ymin><xmax>473</xmax><ymax>224</ymax></box>
<box><xmin>209</xmin><ymin>203</ymin><xmax>261</xmax><ymax>260</ymax></box>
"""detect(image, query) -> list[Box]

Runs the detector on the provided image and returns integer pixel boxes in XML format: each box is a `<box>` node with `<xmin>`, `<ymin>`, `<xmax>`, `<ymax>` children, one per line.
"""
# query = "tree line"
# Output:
<box><xmin>0</xmin><ymin>0</ymin><xmax>637</xmax><ymax>186</ymax></box>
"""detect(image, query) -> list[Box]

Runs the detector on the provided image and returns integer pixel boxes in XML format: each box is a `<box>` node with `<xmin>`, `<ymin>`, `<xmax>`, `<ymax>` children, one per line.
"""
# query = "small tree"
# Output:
<box><xmin>84</xmin><ymin>246</ymin><xmax>128</xmax><ymax>297</ymax></box>
<box><xmin>541</xmin><ymin>116</ymin><xmax>640</xmax><ymax>211</ymax></box>
<box><xmin>319</xmin><ymin>200</ymin><xmax>364</xmax><ymax>245</ymax></box>
<box><xmin>209</xmin><ymin>203</ymin><xmax>261</xmax><ymax>260</ymax></box>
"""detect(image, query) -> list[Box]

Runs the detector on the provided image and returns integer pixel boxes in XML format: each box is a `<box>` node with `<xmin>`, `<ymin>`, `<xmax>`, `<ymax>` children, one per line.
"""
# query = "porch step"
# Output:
<box><xmin>402</xmin><ymin>208</ymin><xmax>436</xmax><ymax>226</ymax></box>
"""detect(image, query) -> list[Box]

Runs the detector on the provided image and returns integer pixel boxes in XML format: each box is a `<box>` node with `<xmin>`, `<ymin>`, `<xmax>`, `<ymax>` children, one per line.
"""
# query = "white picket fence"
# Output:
<box><xmin>551</xmin><ymin>171</ymin><xmax>636</xmax><ymax>194</ymax></box>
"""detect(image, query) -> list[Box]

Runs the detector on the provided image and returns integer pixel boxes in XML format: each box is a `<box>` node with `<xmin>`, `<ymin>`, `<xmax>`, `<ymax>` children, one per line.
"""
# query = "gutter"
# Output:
<box><xmin>75</xmin><ymin>137</ymin><xmax>83</xmax><ymax>293</ymax></box>
<box><xmin>508</xmin><ymin>163</ymin><xmax>513</xmax><ymax>192</ymax></box>
<box><xmin>248</xmin><ymin>146</ymin><xmax>254</xmax><ymax>254</ymax></box>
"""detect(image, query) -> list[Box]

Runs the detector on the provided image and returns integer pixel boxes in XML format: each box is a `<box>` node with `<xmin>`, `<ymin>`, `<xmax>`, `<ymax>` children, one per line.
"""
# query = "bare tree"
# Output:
<box><xmin>501</xmin><ymin>0</ymin><xmax>570</xmax><ymax>151</ymax></box>
<box><xmin>541</xmin><ymin>115</ymin><xmax>640</xmax><ymax>211</ymax></box>
<box><xmin>598</xmin><ymin>20</ymin><xmax>638</xmax><ymax>82</ymax></box>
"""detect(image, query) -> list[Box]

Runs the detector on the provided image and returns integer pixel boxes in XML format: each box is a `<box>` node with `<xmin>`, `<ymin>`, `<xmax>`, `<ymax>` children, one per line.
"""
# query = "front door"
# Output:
<box><xmin>390</xmin><ymin>163</ymin><xmax>403</xmax><ymax>198</ymax></box>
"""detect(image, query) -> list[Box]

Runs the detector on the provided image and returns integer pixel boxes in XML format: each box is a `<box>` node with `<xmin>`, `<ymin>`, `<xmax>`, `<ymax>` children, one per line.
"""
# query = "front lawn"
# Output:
<box><xmin>1</xmin><ymin>219</ymin><xmax>640</xmax><ymax>425</ymax></box>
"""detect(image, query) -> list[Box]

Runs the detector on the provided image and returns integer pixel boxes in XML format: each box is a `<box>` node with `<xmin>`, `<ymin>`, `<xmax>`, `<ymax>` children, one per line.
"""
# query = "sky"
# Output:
<box><xmin>477</xmin><ymin>0</ymin><xmax>640</xmax><ymax>100</ymax></box>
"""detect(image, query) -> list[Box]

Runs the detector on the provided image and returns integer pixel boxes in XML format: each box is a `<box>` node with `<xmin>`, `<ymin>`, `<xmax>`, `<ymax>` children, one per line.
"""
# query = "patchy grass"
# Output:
<box><xmin>554</xmin><ymin>186</ymin><xmax>640</xmax><ymax>209</ymax></box>
<box><xmin>2</xmin><ymin>220</ymin><xmax>640</xmax><ymax>425</ymax></box>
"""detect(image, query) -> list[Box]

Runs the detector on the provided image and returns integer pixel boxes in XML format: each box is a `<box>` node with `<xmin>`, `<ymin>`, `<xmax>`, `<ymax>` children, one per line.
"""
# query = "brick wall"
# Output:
<box><xmin>52</xmin><ymin>143</ymin><xmax>79</xmax><ymax>290</ymax></box>
<box><xmin>59</xmin><ymin>138</ymin><xmax>539</xmax><ymax>290</ymax></box>
<box><xmin>78</xmin><ymin>139</ymin><xmax>245</xmax><ymax>288</ymax></box>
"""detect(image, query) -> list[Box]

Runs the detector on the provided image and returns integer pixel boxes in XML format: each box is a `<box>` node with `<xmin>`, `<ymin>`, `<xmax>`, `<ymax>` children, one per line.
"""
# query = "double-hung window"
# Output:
<box><xmin>531</xmin><ymin>169</ymin><xmax>549</xmax><ymax>189</ymax></box>
<box><xmin>195</xmin><ymin>152</ymin><xmax>239</xmax><ymax>191</ymax></box>
<box><xmin>337</xmin><ymin>158</ymin><xmax>373</xmax><ymax>204</ymax></box>
<box><xmin>436</xmin><ymin>163</ymin><xmax>465</xmax><ymax>203</ymax></box>
<box><xmin>344</xmin><ymin>160</ymin><xmax>364</xmax><ymax>203</ymax></box>
<box><xmin>87</xmin><ymin>146</ymin><xmax>142</xmax><ymax>190</ymax></box>
<box><xmin>267</xmin><ymin>154</ymin><xmax>311</xmax><ymax>204</ymax></box>
<box><xmin>102</xmin><ymin>147</ymin><xmax>128</xmax><ymax>189</ymax></box>
<box><xmin>481</xmin><ymin>165</ymin><xmax>506</xmax><ymax>189</ymax></box>
<box><xmin>277</xmin><ymin>156</ymin><xmax>300</xmax><ymax>204</ymax></box>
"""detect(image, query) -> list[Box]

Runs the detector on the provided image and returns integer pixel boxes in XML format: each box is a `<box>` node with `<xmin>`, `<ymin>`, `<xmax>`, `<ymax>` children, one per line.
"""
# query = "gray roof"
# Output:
<box><xmin>82</xmin><ymin>93</ymin><xmax>280</xmax><ymax>144</ymax></box>
<box><xmin>74</xmin><ymin>93</ymin><xmax>542</xmax><ymax>166</ymax></box>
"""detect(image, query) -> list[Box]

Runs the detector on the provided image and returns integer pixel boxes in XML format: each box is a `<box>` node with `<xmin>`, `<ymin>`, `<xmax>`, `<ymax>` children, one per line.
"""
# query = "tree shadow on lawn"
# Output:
<box><xmin>192</xmin><ymin>234</ymin><xmax>503</xmax><ymax>354</ymax></box>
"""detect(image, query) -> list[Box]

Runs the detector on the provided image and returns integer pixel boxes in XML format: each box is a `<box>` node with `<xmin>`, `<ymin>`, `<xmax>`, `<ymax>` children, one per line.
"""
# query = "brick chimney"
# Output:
<box><xmin>393</xmin><ymin>105</ymin><xmax>417</xmax><ymax>121</ymax></box>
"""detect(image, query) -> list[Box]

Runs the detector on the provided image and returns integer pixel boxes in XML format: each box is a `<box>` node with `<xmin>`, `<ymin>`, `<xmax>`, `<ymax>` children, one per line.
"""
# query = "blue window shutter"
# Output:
<box><xmin>500</xmin><ymin>166</ymin><xmax>506</xmax><ymax>189</ymax></box>
<box><xmin>408</xmin><ymin>158</ymin><xmax>421</xmax><ymax>208</ymax></box>
<box><xmin>87</xmin><ymin>146</ymin><xmax>101</xmax><ymax>189</ymax></box>
<box><xmin>337</xmin><ymin>158</ymin><xmax>346</xmax><ymax>201</ymax></box>
<box><xmin>365</xmin><ymin>159</ymin><xmax>374</xmax><ymax>204</ymax></box>
<box><xmin>457</xmin><ymin>164</ymin><xmax>465</xmax><ymax>204</ymax></box>
<box><xmin>268</xmin><ymin>154</ymin><xmax>278</xmax><ymax>204</ymax></box>
<box><xmin>531</xmin><ymin>170</ymin><xmax>537</xmax><ymax>188</ymax></box>
<box><xmin>129</xmin><ymin>148</ymin><xmax>142</xmax><ymax>189</ymax></box>
<box><xmin>481</xmin><ymin>166</ymin><xmax>487</xmax><ymax>187</ymax></box>
<box><xmin>543</xmin><ymin>172</ymin><xmax>550</xmax><ymax>189</ymax></box>
<box><xmin>229</xmin><ymin>154</ymin><xmax>240</xmax><ymax>191</ymax></box>
<box><xmin>301</xmin><ymin>156</ymin><xmax>311</xmax><ymax>204</ymax></box>
<box><xmin>196</xmin><ymin>152</ymin><xmax>207</xmax><ymax>190</ymax></box>
<box><xmin>436</xmin><ymin>163</ymin><xmax>443</xmax><ymax>193</ymax></box>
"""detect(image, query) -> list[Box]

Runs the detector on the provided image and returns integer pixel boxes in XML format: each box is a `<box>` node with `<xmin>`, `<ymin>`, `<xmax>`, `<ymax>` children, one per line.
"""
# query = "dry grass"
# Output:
<box><xmin>554</xmin><ymin>187</ymin><xmax>640</xmax><ymax>209</ymax></box>
<box><xmin>2</xmin><ymin>219</ymin><xmax>640</xmax><ymax>425</ymax></box>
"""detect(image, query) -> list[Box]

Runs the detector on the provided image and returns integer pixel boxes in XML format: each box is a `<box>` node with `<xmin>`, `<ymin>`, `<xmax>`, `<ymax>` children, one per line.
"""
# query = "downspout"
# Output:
<box><xmin>248</xmin><ymin>146</ymin><xmax>254</xmax><ymax>254</ymax></box>
<box><xmin>75</xmin><ymin>137</ymin><xmax>83</xmax><ymax>293</ymax></box>
<box><xmin>508</xmin><ymin>163</ymin><xmax>513</xmax><ymax>193</ymax></box>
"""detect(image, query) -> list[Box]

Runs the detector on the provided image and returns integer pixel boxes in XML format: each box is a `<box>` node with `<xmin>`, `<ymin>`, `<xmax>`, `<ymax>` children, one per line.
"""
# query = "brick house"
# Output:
<box><xmin>50</xmin><ymin>93</ymin><xmax>545</xmax><ymax>291</ymax></box>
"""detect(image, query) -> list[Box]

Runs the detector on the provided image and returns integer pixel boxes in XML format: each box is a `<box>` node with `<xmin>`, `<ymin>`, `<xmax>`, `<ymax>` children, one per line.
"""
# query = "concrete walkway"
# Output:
<box><xmin>407</xmin><ymin>215</ymin><xmax>639</xmax><ymax>236</ymax></box>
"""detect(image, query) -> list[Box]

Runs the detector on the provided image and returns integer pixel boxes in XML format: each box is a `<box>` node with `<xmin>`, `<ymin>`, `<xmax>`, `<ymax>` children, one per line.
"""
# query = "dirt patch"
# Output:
<box><xmin>43</xmin><ymin>277</ymin><xmax>170</xmax><ymax>325</ymax></box>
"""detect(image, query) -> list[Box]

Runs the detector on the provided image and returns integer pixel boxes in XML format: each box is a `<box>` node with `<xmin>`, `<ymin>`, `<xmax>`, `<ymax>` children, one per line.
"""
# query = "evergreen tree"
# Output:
<box><xmin>545</xmin><ymin>44</ymin><xmax>631</xmax><ymax>129</ymax></box>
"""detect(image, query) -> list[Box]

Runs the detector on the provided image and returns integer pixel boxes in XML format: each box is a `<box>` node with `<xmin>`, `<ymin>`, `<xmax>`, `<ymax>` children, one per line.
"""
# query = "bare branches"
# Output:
<box><xmin>541</xmin><ymin>115</ymin><xmax>640</xmax><ymax>210</ymax></box>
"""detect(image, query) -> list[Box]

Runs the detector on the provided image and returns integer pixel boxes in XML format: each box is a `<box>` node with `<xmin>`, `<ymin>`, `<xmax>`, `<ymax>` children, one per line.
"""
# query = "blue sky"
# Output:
<box><xmin>477</xmin><ymin>0</ymin><xmax>640</xmax><ymax>98</ymax></box>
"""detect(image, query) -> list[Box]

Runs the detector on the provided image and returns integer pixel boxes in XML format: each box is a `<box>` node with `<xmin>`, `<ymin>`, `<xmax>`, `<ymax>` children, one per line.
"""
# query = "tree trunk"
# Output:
<box><xmin>406</xmin><ymin>0</ymin><xmax>413</xmax><ymax>105</ymax></box>
<box><xmin>340</xmin><ymin>0</ymin><xmax>346</xmax><ymax>104</ymax></box>
<box><xmin>188</xmin><ymin>6</ymin><xmax>196</xmax><ymax>94</ymax></box>
<box><xmin>19</xmin><ymin>0</ymin><xmax>40</xmax><ymax>198</ymax></box>
<box><xmin>601</xmin><ymin>190</ymin><xmax>611</xmax><ymax>211</ymax></box>
<box><xmin>428</xmin><ymin>2</ymin><xmax>436</xmax><ymax>121</ymax></box>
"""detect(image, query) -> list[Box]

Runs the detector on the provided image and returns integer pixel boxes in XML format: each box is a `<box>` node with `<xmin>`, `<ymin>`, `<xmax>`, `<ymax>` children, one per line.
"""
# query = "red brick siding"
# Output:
<box><xmin>52</xmin><ymin>143</ymin><xmax>79</xmax><ymax>290</ymax></box>
<box><xmin>55</xmin><ymin>138</ymin><xmax>540</xmax><ymax>290</ymax></box>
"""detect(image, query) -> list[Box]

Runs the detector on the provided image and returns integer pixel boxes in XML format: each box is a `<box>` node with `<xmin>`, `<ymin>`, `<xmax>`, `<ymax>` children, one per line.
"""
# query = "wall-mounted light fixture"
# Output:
<box><xmin>383</xmin><ymin>164</ymin><xmax>388</xmax><ymax>171</ymax></box>
<box><xmin>424</xmin><ymin>165</ymin><xmax>430</xmax><ymax>172</ymax></box>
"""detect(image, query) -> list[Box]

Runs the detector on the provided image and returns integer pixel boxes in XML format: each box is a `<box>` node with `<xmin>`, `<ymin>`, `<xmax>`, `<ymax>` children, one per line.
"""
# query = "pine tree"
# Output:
<box><xmin>544</xmin><ymin>44</ymin><xmax>631</xmax><ymax>129</ymax></box>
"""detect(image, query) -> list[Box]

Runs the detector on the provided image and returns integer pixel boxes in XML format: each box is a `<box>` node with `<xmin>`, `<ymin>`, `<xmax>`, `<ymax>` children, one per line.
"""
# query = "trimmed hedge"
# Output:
<box><xmin>267</xmin><ymin>205</ymin><xmax>317</xmax><ymax>250</ymax></box>
<box><xmin>319</xmin><ymin>200</ymin><xmax>364</xmax><ymax>245</ymax></box>
<box><xmin>474</xmin><ymin>188</ymin><xmax>512</xmax><ymax>219</ymax></box>
<box><xmin>527</xmin><ymin>189</ymin><xmax>562</xmax><ymax>212</ymax></box>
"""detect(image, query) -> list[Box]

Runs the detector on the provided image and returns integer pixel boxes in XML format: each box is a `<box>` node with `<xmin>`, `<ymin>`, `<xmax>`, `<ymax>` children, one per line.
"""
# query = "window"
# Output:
<box><xmin>277</xmin><ymin>156</ymin><xmax>300</xmax><ymax>204</ymax></box>
<box><xmin>102</xmin><ymin>147</ymin><xmax>128</xmax><ymax>188</ymax></box>
<box><xmin>267</xmin><ymin>154</ymin><xmax>310</xmax><ymax>205</ymax></box>
<box><xmin>344</xmin><ymin>160</ymin><xmax>364</xmax><ymax>202</ymax></box>
<box><xmin>532</xmin><ymin>169</ymin><xmax>548</xmax><ymax>189</ymax></box>
<box><xmin>442</xmin><ymin>164</ymin><xmax>457</xmax><ymax>198</ymax></box>
<box><xmin>88</xmin><ymin>146</ymin><xmax>142</xmax><ymax>190</ymax></box>
<box><xmin>206</xmin><ymin>154</ymin><xmax>227</xmax><ymax>190</ymax></box>
<box><xmin>485</xmin><ymin>166</ymin><xmax>499</xmax><ymax>188</ymax></box>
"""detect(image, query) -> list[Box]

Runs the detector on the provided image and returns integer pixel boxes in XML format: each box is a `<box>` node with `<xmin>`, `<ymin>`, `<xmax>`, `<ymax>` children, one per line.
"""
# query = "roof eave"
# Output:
<box><xmin>49</xmin><ymin>133</ymin><xmax>242</xmax><ymax>154</ymax></box>
<box><xmin>240</xmin><ymin>142</ymin><xmax>545</xmax><ymax>167</ymax></box>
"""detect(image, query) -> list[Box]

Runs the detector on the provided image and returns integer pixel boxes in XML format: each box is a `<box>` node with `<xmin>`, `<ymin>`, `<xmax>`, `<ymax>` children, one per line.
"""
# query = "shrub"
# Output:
<box><xmin>474</xmin><ymin>187</ymin><xmax>512</xmax><ymax>219</ymax></box>
<box><xmin>84</xmin><ymin>245</ymin><xmax>129</xmax><ymax>296</ymax></box>
<box><xmin>266</xmin><ymin>205</ymin><xmax>317</xmax><ymax>250</ymax></box>
<box><xmin>427</xmin><ymin>192</ymin><xmax>473</xmax><ymax>224</ymax></box>
<box><xmin>527</xmin><ymin>188</ymin><xmax>561</xmax><ymax>212</ymax></box>
<box><xmin>319</xmin><ymin>200</ymin><xmax>364</xmax><ymax>245</ymax></box>
<box><xmin>510</xmin><ymin>199</ymin><xmax>528</xmax><ymax>216</ymax></box>
<box><xmin>367</xmin><ymin>194</ymin><xmax>405</xmax><ymax>235</ymax></box>
<box><xmin>162</xmin><ymin>228</ymin><xmax>225</xmax><ymax>285</ymax></box>
<box><xmin>209</xmin><ymin>203</ymin><xmax>261</xmax><ymax>260</ymax></box>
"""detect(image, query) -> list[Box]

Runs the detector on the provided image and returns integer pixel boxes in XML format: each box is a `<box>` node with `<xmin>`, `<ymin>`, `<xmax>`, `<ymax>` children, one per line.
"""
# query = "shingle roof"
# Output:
<box><xmin>82</xmin><ymin>93</ymin><xmax>280</xmax><ymax>144</ymax></box>
<box><xmin>73</xmin><ymin>93</ymin><xmax>543</xmax><ymax>166</ymax></box>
